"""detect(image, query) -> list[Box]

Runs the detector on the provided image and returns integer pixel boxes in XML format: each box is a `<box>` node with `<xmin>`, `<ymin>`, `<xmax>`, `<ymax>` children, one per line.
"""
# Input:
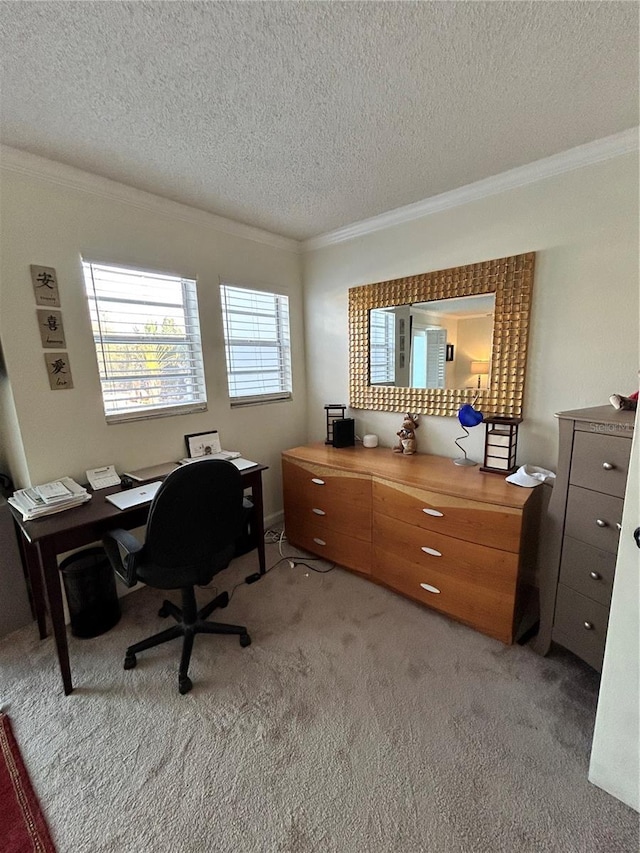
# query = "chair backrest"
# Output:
<box><xmin>144</xmin><ymin>460</ymin><xmax>244</xmax><ymax>573</ymax></box>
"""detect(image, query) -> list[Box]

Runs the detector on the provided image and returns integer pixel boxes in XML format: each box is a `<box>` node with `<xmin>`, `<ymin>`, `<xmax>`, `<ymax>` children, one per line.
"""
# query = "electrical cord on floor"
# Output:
<box><xmin>202</xmin><ymin>526</ymin><xmax>337</xmax><ymax>604</ymax></box>
<box><xmin>291</xmin><ymin>560</ymin><xmax>336</xmax><ymax>574</ymax></box>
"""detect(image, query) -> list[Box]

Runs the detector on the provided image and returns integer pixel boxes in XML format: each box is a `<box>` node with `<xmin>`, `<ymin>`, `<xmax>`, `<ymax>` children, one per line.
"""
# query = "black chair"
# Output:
<box><xmin>103</xmin><ymin>460</ymin><xmax>252</xmax><ymax>694</ymax></box>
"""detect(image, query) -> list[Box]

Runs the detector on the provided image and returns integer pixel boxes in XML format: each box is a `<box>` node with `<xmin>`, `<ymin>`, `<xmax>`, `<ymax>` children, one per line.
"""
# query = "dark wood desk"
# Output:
<box><xmin>10</xmin><ymin>463</ymin><xmax>268</xmax><ymax>696</ymax></box>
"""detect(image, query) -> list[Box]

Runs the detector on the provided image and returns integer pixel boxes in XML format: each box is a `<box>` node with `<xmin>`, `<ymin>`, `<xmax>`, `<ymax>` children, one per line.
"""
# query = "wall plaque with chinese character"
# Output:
<box><xmin>30</xmin><ymin>265</ymin><xmax>61</xmax><ymax>307</ymax></box>
<box><xmin>44</xmin><ymin>352</ymin><xmax>74</xmax><ymax>390</ymax></box>
<box><xmin>36</xmin><ymin>309</ymin><xmax>66</xmax><ymax>348</ymax></box>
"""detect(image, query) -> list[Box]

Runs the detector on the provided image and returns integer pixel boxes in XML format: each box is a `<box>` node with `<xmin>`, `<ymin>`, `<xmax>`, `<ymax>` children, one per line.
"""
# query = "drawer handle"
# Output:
<box><xmin>589</xmin><ymin>571</ymin><xmax>601</xmax><ymax>580</ymax></box>
<box><xmin>311</xmin><ymin>478</ymin><xmax>325</xmax><ymax>486</ymax></box>
<box><xmin>583</xmin><ymin>621</ymin><xmax>594</xmax><ymax>631</ymax></box>
<box><xmin>313</xmin><ymin>537</ymin><xmax>326</xmax><ymax>546</ymax></box>
<box><xmin>602</xmin><ymin>462</ymin><xmax>615</xmax><ymax>471</ymax></box>
<box><xmin>312</xmin><ymin>508</ymin><xmax>326</xmax><ymax>516</ymax></box>
<box><xmin>421</xmin><ymin>546</ymin><xmax>442</xmax><ymax>557</ymax></box>
<box><xmin>595</xmin><ymin>519</ymin><xmax>608</xmax><ymax>528</ymax></box>
<box><xmin>420</xmin><ymin>582</ymin><xmax>441</xmax><ymax>594</ymax></box>
<box><xmin>422</xmin><ymin>508</ymin><xmax>444</xmax><ymax>517</ymax></box>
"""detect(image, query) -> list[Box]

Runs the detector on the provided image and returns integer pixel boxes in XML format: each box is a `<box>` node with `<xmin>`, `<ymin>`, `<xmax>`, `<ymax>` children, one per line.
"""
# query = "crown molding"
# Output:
<box><xmin>303</xmin><ymin>127</ymin><xmax>639</xmax><ymax>251</ymax></box>
<box><xmin>2</xmin><ymin>128</ymin><xmax>637</xmax><ymax>256</ymax></box>
<box><xmin>0</xmin><ymin>145</ymin><xmax>301</xmax><ymax>254</ymax></box>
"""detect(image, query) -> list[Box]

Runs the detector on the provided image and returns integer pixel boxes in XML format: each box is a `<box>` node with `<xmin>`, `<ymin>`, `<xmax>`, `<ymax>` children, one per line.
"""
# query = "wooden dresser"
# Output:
<box><xmin>282</xmin><ymin>444</ymin><xmax>539</xmax><ymax>644</ymax></box>
<box><xmin>532</xmin><ymin>406</ymin><xmax>634</xmax><ymax>671</ymax></box>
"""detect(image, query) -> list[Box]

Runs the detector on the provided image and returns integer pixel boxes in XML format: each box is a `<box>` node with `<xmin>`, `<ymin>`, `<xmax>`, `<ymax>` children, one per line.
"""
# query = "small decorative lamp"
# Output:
<box><xmin>470</xmin><ymin>360</ymin><xmax>490</xmax><ymax>389</ymax></box>
<box><xmin>480</xmin><ymin>417</ymin><xmax>522</xmax><ymax>474</ymax></box>
<box><xmin>453</xmin><ymin>402</ymin><xmax>484</xmax><ymax>466</ymax></box>
<box><xmin>325</xmin><ymin>404</ymin><xmax>347</xmax><ymax>445</ymax></box>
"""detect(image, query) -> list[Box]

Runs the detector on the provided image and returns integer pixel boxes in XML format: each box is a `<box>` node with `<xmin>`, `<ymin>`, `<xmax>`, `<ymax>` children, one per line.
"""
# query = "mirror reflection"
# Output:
<box><xmin>369</xmin><ymin>293</ymin><xmax>495</xmax><ymax>390</ymax></box>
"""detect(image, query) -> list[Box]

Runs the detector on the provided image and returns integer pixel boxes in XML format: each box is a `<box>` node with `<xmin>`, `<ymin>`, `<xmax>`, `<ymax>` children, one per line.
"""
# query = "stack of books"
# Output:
<box><xmin>8</xmin><ymin>477</ymin><xmax>91</xmax><ymax>521</ymax></box>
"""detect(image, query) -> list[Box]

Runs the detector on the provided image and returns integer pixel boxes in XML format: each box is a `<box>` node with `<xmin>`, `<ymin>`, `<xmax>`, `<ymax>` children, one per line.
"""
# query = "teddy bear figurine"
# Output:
<box><xmin>394</xmin><ymin>413</ymin><xmax>419</xmax><ymax>455</ymax></box>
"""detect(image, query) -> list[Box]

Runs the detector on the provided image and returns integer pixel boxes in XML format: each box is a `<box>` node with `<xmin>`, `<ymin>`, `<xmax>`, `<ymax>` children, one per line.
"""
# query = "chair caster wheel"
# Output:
<box><xmin>158</xmin><ymin>603</ymin><xmax>170</xmax><ymax>618</ymax></box>
<box><xmin>124</xmin><ymin>653</ymin><xmax>137</xmax><ymax>670</ymax></box>
<box><xmin>179</xmin><ymin>676</ymin><xmax>193</xmax><ymax>695</ymax></box>
<box><xmin>218</xmin><ymin>592</ymin><xmax>229</xmax><ymax>609</ymax></box>
<box><xmin>240</xmin><ymin>633</ymin><xmax>252</xmax><ymax>648</ymax></box>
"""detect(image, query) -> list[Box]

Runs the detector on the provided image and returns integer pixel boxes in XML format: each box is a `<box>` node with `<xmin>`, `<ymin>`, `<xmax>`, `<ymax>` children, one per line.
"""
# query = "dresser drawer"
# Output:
<box><xmin>559</xmin><ymin>536</ymin><xmax>616</xmax><ymax>607</ymax></box>
<box><xmin>283</xmin><ymin>498</ymin><xmax>371</xmax><ymax>545</ymax></box>
<box><xmin>284</xmin><ymin>507</ymin><xmax>372</xmax><ymax>575</ymax></box>
<box><xmin>570</xmin><ymin>431</ymin><xmax>631</xmax><ymax>498</ymax></box>
<box><xmin>373</xmin><ymin>512</ymin><xmax>519</xmax><ymax>592</ymax></box>
<box><xmin>565</xmin><ymin>486</ymin><xmax>623</xmax><ymax>553</ymax></box>
<box><xmin>372</xmin><ymin>540</ymin><xmax>517</xmax><ymax>644</ymax></box>
<box><xmin>373</xmin><ymin>479</ymin><xmax>522</xmax><ymax>552</ymax></box>
<box><xmin>552</xmin><ymin>584</ymin><xmax>609</xmax><ymax>671</ymax></box>
<box><xmin>283</xmin><ymin>458</ymin><xmax>371</xmax><ymax>540</ymax></box>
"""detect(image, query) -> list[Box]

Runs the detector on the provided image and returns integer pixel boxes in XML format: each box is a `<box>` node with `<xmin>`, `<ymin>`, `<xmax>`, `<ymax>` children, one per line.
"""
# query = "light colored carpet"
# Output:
<box><xmin>0</xmin><ymin>543</ymin><xmax>637</xmax><ymax>853</ymax></box>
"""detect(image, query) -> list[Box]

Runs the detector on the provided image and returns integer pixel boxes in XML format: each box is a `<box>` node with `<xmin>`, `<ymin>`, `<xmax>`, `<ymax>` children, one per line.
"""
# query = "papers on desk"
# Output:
<box><xmin>179</xmin><ymin>454</ymin><xmax>257</xmax><ymax>471</ymax></box>
<box><xmin>179</xmin><ymin>450</ymin><xmax>241</xmax><ymax>464</ymax></box>
<box><xmin>9</xmin><ymin>477</ymin><xmax>91</xmax><ymax>521</ymax></box>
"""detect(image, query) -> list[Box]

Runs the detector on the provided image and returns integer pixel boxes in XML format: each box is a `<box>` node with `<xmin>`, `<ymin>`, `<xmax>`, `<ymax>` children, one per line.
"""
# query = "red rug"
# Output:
<box><xmin>0</xmin><ymin>713</ymin><xmax>56</xmax><ymax>853</ymax></box>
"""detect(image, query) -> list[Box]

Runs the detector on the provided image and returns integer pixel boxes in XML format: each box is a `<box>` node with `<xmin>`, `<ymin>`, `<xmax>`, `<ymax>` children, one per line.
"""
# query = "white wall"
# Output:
<box><xmin>0</xmin><ymin>158</ymin><xmax>306</xmax><ymax>523</ymax></box>
<box><xmin>302</xmin><ymin>153</ymin><xmax>639</xmax><ymax>470</ymax></box>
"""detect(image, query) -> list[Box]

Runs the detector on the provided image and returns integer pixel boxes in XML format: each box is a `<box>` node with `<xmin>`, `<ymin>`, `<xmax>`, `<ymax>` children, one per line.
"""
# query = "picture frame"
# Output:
<box><xmin>36</xmin><ymin>308</ymin><xmax>66</xmax><ymax>348</ymax></box>
<box><xmin>31</xmin><ymin>265</ymin><xmax>61</xmax><ymax>307</ymax></box>
<box><xmin>184</xmin><ymin>430</ymin><xmax>221</xmax><ymax>459</ymax></box>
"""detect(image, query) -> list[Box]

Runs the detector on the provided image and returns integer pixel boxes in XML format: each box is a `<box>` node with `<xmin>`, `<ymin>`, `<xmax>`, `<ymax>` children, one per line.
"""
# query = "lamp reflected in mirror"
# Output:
<box><xmin>470</xmin><ymin>360</ymin><xmax>490</xmax><ymax>390</ymax></box>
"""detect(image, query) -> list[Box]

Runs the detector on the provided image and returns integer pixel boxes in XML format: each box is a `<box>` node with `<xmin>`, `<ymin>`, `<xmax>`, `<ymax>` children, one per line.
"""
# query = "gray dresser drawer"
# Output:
<box><xmin>559</xmin><ymin>536</ymin><xmax>615</xmax><ymax>607</ymax></box>
<box><xmin>565</xmin><ymin>485</ymin><xmax>623</xmax><ymax>553</ymax></box>
<box><xmin>553</xmin><ymin>584</ymin><xmax>609</xmax><ymax>671</ymax></box>
<box><xmin>570</xmin><ymin>431</ymin><xmax>631</xmax><ymax>498</ymax></box>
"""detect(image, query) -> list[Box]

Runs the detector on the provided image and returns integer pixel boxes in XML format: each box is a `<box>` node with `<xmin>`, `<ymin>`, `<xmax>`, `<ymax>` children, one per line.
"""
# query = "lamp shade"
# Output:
<box><xmin>470</xmin><ymin>360</ymin><xmax>490</xmax><ymax>376</ymax></box>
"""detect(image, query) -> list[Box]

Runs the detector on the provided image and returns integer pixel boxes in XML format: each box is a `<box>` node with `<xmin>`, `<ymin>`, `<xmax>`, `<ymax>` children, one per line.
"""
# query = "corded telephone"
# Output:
<box><xmin>86</xmin><ymin>465</ymin><xmax>121</xmax><ymax>490</ymax></box>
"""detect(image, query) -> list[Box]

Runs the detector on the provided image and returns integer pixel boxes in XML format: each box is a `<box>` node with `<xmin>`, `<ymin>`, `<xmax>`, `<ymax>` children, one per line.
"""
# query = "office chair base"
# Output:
<box><xmin>124</xmin><ymin>588</ymin><xmax>250</xmax><ymax>694</ymax></box>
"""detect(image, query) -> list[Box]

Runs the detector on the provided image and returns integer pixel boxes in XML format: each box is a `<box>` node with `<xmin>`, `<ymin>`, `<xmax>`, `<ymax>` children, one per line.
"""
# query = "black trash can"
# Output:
<box><xmin>60</xmin><ymin>547</ymin><xmax>121</xmax><ymax>638</ymax></box>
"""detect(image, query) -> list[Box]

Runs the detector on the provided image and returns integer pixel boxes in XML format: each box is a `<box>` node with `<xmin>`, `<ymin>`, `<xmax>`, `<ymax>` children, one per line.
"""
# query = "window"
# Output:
<box><xmin>220</xmin><ymin>284</ymin><xmax>292</xmax><ymax>405</ymax></box>
<box><xmin>370</xmin><ymin>308</ymin><xmax>396</xmax><ymax>384</ymax></box>
<box><xmin>83</xmin><ymin>261</ymin><xmax>207</xmax><ymax>423</ymax></box>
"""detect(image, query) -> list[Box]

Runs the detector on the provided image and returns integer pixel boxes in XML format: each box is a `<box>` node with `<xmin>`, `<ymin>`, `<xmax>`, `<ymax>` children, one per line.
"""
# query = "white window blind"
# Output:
<box><xmin>425</xmin><ymin>328</ymin><xmax>447</xmax><ymax>389</ymax></box>
<box><xmin>220</xmin><ymin>284</ymin><xmax>292</xmax><ymax>405</ymax></box>
<box><xmin>370</xmin><ymin>309</ymin><xmax>396</xmax><ymax>384</ymax></box>
<box><xmin>83</xmin><ymin>261</ymin><xmax>207</xmax><ymax>423</ymax></box>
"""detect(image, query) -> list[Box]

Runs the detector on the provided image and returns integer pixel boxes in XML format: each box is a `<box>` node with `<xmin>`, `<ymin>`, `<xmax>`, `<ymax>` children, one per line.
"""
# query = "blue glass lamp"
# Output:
<box><xmin>453</xmin><ymin>402</ymin><xmax>484</xmax><ymax>466</ymax></box>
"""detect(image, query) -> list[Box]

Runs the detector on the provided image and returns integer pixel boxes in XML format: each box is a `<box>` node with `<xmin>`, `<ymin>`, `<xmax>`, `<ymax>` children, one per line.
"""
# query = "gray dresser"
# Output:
<box><xmin>533</xmin><ymin>406</ymin><xmax>634</xmax><ymax>671</ymax></box>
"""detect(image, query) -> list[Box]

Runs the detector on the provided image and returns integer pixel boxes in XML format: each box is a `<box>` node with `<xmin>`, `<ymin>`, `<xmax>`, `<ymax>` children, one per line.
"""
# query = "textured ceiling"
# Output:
<box><xmin>1</xmin><ymin>1</ymin><xmax>638</xmax><ymax>241</ymax></box>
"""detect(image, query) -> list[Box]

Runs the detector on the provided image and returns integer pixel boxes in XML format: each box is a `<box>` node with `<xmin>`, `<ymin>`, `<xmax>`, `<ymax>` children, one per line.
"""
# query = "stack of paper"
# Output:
<box><xmin>179</xmin><ymin>451</ymin><xmax>241</xmax><ymax>464</ymax></box>
<box><xmin>8</xmin><ymin>477</ymin><xmax>91</xmax><ymax>521</ymax></box>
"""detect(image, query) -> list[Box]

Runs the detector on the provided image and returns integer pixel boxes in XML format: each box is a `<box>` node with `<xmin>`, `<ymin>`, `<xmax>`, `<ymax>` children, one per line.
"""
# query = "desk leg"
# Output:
<box><xmin>14</xmin><ymin>524</ymin><xmax>48</xmax><ymax>639</ymax></box>
<box><xmin>39</xmin><ymin>540</ymin><xmax>73</xmax><ymax>696</ymax></box>
<box><xmin>253</xmin><ymin>474</ymin><xmax>266</xmax><ymax>576</ymax></box>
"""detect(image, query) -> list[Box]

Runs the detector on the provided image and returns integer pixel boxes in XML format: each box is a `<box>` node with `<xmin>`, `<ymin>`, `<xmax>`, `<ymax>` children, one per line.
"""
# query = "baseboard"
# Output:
<box><xmin>264</xmin><ymin>509</ymin><xmax>284</xmax><ymax>530</ymax></box>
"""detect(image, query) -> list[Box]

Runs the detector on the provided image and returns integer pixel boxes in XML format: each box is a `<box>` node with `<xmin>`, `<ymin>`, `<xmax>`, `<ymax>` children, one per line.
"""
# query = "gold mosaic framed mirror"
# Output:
<box><xmin>349</xmin><ymin>252</ymin><xmax>535</xmax><ymax>418</ymax></box>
